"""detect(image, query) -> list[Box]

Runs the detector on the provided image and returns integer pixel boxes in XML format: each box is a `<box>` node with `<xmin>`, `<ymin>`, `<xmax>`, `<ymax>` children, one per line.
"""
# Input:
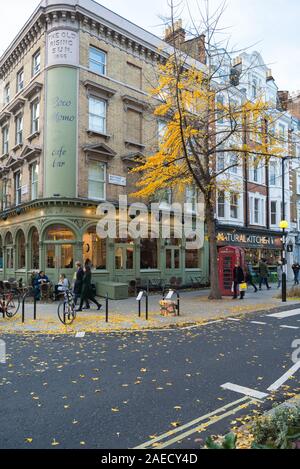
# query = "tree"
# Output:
<box><xmin>133</xmin><ymin>0</ymin><xmax>286</xmax><ymax>300</ymax></box>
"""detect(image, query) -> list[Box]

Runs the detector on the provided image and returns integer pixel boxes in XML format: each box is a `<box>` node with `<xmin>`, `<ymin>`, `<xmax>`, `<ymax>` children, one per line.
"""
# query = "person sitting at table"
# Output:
<box><xmin>38</xmin><ymin>271</ymin><xmax>50</xmax><ymax>285</ymax></box>
<box><xmin>55</xmin><ymin>274</ymin><xmax>70</xmax><ymax>298</ymax></box>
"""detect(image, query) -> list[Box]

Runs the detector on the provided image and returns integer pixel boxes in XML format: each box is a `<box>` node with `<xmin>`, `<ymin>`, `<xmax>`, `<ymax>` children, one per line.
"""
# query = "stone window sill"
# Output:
<box><xmin>87</xmin><ymin>129</ymin><xmax>111</xmax><ymax>141</ymax></box>
<box><xmin>125</xmin><ymin>140</ymin><xmax>145</xmax><ymax>150</ymax></box>
<box><xmin>12</xmin><ymin>143</ymin><xmax>23</xmax><ymax>152</ymax></box>
<box><xmin>27</xmin><ymin>131</ymin><xmax>40</xmax><ymax>142</ymax></box>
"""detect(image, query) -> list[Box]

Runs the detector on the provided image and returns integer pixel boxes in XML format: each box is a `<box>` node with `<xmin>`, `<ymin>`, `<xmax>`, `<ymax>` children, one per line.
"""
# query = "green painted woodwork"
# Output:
<box><xmin>44</xmin><ymin>67</ymin><xmax>78</xmax><ymax>198</ymax></box>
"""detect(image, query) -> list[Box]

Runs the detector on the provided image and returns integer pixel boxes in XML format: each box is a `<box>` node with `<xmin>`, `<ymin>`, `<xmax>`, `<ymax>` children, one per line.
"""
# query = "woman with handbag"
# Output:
<box><xmin>233</xmin><ymin>262</ymin><xmax>246</xmax><ymax>300</ymax></box>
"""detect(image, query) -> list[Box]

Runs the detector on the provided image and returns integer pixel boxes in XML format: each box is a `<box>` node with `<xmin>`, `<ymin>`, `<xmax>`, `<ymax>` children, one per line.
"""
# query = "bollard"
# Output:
<box><xmin>22</xmin><ymin>294</ymin><xmax>26</xmax><ymax>324</ymax></box>
<box><xmin>137</xmin><ymin>290</ymin><xmax>149</xmax><ymax>321</ymax></box>
<box><xmin>105</xmin><ymin>293</ymin><xmax>109</xmax><ymax>323</ymax></box>
<box><xmin>34</xmin><ymin>297</ymin><xmax>37</xmax><ymax>321</ymax></box>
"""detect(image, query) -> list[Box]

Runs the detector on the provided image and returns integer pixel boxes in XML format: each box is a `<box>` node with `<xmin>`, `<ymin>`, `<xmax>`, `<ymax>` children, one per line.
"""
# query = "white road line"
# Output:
<box><xmin>268</xmin><ymin>310</ymin><xmax>300</xmax><ymax>319</ymax></box>
<box><xmin>221</xmin><ymin>383</ymin><xmax>269</xmax><ymax>400</ymax></box>
<box><xmin>267</xmin><ymin>361</ymin><xmax>300</xmax><ymax>392</ymax></box>
<box><xmin>75</xmin><ymin>332</ymin><xmax>86</xmax><ymax>338</ymax></box>
<box><xmin>227</xmin><ymin>318</ymin><xmax>240</xmax><ymax>322</ymax></box>
<box><xmin>280</xmin><ymin>325</ymin><xmax>299</xmax><ymax>330</ymax></box>
<box><xmin>134</xmin><ymin>396</ymin><xmax>249</xmax><ymax>449</ymax></box>
<box><xmin>251</xmin><ymin>321</ymin><xmax>267</xmax><ymax>325</ymax></box>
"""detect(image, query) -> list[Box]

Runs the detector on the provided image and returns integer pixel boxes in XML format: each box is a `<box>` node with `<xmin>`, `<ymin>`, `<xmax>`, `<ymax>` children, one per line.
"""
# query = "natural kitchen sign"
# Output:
<box><xmin>217</xmin><ymin>231</ymin><xmax>282</xmax><ymax>247</ymax></box>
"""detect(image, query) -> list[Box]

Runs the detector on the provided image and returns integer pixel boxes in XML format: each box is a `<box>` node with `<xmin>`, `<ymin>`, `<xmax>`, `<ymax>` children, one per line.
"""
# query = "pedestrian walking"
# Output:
<box><xmin>73</xmin><ymin>261</ymin><xmax>85</xmax><ymax>307</ymax></box>
<box><xmin>77</xmin><ymin>266</ymin><xmax>102</xmax><ymax>312</ymax></box>
<box><xmin>246</xmin><ymin>264</ymin><xmax>258</xmax><ymax>292</ymax></box>
<box><xmin>232</xmin><ymin>262</ymin><xmax>246</xmax><ymax>300</ymax></box>
<box><xmin>277</xmin><ymin>261</ymin><xmax>283</xmax><ymax>289</ymax></box>
<box><xmin>258</xmin><ymin>259</ymin><xmax>271</xmax><ymax>290</ymax></box>
<box><xmin>292</xmin><ymin>263</ymin><xmax>300</xmax><ymax>285</ymax></box>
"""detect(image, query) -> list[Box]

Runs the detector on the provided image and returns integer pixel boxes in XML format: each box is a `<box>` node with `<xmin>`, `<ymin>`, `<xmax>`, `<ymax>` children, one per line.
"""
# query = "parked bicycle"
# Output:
<box><xmin>0</xmin><ymin>291</ymin><xmax>21</xmax><ymax>319</ymax></box>
<box><xmin>57</xmin><ymin>289</ymin><xmax>77</xmax><ymax>325</ymax></box>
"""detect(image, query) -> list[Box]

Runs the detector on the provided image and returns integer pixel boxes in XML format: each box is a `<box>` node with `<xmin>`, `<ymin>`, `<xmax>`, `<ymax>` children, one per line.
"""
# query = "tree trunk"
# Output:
<box><xmin>205</xmin><ymin>200</ymin><xmax>222</xmax><ymax>300</ymax></box>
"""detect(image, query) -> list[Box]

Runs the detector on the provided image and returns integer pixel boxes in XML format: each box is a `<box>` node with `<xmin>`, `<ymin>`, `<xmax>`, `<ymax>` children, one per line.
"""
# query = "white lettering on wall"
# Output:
<box><xmin>47</xmin><ymin>30</ymin><xmax>79</xmax><ymax>66</ymax></box>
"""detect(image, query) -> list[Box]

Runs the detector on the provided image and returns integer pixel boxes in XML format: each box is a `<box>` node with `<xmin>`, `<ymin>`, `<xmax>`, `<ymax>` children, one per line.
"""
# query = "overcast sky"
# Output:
<box><xmin>0</xmin><ymin>0</ymin><xmax>299</xmax><ymax>91</ymax></box>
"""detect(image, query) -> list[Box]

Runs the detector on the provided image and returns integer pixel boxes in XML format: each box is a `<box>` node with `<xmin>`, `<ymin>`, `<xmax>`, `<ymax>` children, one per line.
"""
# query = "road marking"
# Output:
<box><xmin>227</xmin><ymin>318</ymin><xmax>240</xmax><ymax>322</ymax></box>
<box><xmin>221</xmin><ymin>383</ymin><xmax>269</xmax><ymax>400</ymax></box>
<box><xmin>153</xmin><ymin>401</ymin><xmax>257</xmax><ymax>449</ymax></box>
<box><xmin>251</xmin><ymin>321</ymin><xmax>267</xmax><ymax>325</ymax></box>
<box><xmin>75</xmin><ymin>332</ymin><xmax>86</xmax><ymax>338</ymax></box>
<box><xmin>280</xmin><ymin>325</ymin><xmax>299</xmax><ymax>330</ymax></box>
<box><xmin>134</xmin><ymin>396</ymin><xmax>249</xmax><ymax>449</ymax></box>
<box><xmin>268</xmin><ymin>310</ymin><xmax>300</xmax><ymax>319</ymax></box>
<box><xmin>267</xmin><ymin>361</ymin><xmax>300</xmax><ymax>392</ymax></box>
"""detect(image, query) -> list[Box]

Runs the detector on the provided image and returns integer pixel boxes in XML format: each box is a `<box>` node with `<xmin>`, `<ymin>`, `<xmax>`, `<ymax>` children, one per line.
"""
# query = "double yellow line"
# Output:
<box><xmin>134</xmin><ymin>396</ymin><xmax>256</xmax><ymax>449</ymax></box>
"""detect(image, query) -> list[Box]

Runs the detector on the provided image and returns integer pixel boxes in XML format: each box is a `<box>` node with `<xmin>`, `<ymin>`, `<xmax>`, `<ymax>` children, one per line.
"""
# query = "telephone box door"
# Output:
<box><xmin>218</xmin><ymin>247</ymin><xmax>244</xmax><ymax>297</ymax></box>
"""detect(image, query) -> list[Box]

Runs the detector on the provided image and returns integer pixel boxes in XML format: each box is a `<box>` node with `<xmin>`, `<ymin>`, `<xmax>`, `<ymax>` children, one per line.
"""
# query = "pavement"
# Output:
<box><xmin>1</xmin><ymin>283</ymin><xmax>299</xmax><ymax>334</ymax></box>
<box><xmin>1</xmin><ymin>302</ymin><xmax>300</xmax><ymax>449</ymax></box>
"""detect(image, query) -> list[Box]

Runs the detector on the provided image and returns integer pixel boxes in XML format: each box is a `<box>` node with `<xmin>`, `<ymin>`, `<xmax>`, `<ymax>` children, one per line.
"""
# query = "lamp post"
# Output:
<box><xmin>279</xmin><ymin>219</ymin><xmax>289</xmax><ymax>303</ymax></box>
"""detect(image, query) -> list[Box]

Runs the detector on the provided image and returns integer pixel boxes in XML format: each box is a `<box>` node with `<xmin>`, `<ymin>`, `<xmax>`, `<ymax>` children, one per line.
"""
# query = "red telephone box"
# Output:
<box><xmin>218</xmin><ymin>247</ymin><xmax>245</xmax><ymax>297</ymax></box>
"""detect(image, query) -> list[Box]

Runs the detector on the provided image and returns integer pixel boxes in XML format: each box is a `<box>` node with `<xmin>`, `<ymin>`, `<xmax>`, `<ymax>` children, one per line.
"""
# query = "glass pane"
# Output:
<box><xmin>126</xmin><ymin>247</ymin><xmax>134</xmax><ymax>270</ymax></box>
<box><xmin>31</xmin><ymin>229</ymin><xmax>40</xmax><ymax>270</ymax></box>
<box><xmin>46</xmin><ymin>245</ymin><xmax>56</xmax><ymax>269</ymax></box>
<box><xmin>166</xmin><ymin>249</ymin><xmax>172</xmax><ymax>269</ymax></box>
<box><xmin>61</xmin><ymin>245</ymin><xmax>74</xmax><ymax>269</ymax></box>
<box><xmin>46</xmin><ymin>225</ymin><xmax>75</xmax><ymax>241</ymax></box>
<box><xmin>83</xmin><ymin>227</ymin><xmax>107</xmax><ymax>270</ymax></box>
<box><xmin>88</xmin><ymin>180</ymin><xmax>104</xmax><ymax>200</ymax></box>
<box><xmin>174</xmin><ymin>249</ymin><xmax>180</xmax><ymax>269</ymax></box>
<box><xmin>17</xmin><ymin>232</ymin><xmax>26</xmax><ymax>269</ymax></box>
<box><xmin>186</xmin><ymin>250</ymin><xmax>199</xmax><ymax>269</ymax></box>
<box><xmin>140</xmin><ymin>239</ymin><xmax>158</xmax><ymax>269</ymax></box>
<box><xmin>115</xmin><ymin>247</ymin><xmax>123</xmax><ymax>270</ymax></box>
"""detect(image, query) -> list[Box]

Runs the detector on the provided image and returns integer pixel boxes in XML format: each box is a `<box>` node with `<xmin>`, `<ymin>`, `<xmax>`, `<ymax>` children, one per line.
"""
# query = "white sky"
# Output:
<box><xmin>0</xmin><ymin>0</ymin><xmax>299</xmax><ymax>91</ymax></box>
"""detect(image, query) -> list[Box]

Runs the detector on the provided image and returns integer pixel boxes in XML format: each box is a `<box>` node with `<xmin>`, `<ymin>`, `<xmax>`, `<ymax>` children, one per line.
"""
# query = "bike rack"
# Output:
<box><xmin>137</xmin><ymin>290</ymin><xmax>149</xmax><ymax>321</ymax></box>
<box><xmin>105</xmin><ymin>293</ymin><xmax>109</xmax><ymax>323</ymax></box>
<box><xmin>162</xmin><ymin>289</ymin><xmax>180</xmax><ymax>317</ymax></box>
<box><xmin>22</xmin><ymin>290</ymin><xmax>37</xmax><ymax>324</ymax></box>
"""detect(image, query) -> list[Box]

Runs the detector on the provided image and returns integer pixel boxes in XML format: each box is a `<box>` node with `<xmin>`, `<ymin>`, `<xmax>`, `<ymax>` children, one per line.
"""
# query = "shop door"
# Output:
<box><xmin>114</xmin><ymin>244</ymin><xmax>135</xmax><ymax>281</ymax></box>
<box><xmin>165</xmin><ymin>247</ymin><xmax>181</xmax><ymax>271</ymax></box>
<box><xmin>46</xmin><ymin>244</ymin><xmax>75</xmax><ymax>282</ymax></box>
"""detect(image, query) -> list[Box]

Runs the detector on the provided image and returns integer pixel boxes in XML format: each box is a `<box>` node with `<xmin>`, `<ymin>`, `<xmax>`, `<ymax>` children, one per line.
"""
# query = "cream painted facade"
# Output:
<box><xmin>0</xmin><ymin>0</ymin><xmax>209</xmax><ymax>295</ymax></box>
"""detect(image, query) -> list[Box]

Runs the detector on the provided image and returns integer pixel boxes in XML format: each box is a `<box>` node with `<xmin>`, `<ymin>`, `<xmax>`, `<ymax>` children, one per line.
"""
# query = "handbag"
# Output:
<box><xmin>239</xmin><ymin>282</ymin><xmax>248</xmax><ymax>291</ymax></box>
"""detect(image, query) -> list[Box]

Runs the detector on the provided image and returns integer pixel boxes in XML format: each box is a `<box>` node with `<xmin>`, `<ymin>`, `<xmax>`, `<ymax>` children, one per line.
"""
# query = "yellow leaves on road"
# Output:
<box><xmin>25</xmin><ymin>438</ymin><xmax>33</xmax><ymax>444</ymax></box>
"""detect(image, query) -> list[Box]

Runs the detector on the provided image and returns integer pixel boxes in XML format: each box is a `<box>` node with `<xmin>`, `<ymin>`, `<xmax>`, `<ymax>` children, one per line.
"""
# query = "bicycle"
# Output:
<box><xmin>57</xmin><ymin>289</ymin><xmax>77</xmax><ymax>325</ymax></box>
<box><xmin>0</xmin><ymin>290</ymin><xmax>21</xmax><ymax>319</ymax></box>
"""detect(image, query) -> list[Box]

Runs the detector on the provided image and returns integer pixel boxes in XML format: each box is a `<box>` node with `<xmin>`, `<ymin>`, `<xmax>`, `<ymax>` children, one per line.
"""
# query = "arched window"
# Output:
<box><xmin>5</xmin><ymin>232</ymin><xmax>14</xmax><ymax>269</ymax></box>
<box><xmin>83</xmin><ymin>226</ymin><xmax>106</xmax><ymax>270</ymax></box>
<box><xmin>45</xmin><ymin>225</ymin><xmax>75</xmax><ymax>241</ymax></box>
<box><xmin>30</xmin><ymin>228</ymin><xmax>39</xmax><ymax>270</ymax></box>
<box><xmin>16</xmin><ymin>230</ymin><xmax>26</xmax><ymax>269</ymax></box>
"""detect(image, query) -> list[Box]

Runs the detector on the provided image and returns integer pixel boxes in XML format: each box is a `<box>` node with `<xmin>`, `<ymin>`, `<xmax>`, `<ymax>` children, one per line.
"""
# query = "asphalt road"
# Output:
<box><xmin>1</xmin><ymin>306</ymin><xmax>300</xmax><ymax>450</ymax></box>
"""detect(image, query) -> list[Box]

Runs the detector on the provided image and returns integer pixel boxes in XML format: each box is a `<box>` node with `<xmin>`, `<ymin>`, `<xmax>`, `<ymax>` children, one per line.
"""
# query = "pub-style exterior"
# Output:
<box><xmin>0</xmin><ymin>0</ymin><xmax>209</xmax><ymax>295</ymax></box>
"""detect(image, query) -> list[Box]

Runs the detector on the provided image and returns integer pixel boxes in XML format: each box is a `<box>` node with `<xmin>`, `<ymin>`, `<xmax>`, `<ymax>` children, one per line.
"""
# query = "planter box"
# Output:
<box><xmin>98</xmin><ymin>282</ymin><xmax>129</xmax><ymax>300</ymax></box>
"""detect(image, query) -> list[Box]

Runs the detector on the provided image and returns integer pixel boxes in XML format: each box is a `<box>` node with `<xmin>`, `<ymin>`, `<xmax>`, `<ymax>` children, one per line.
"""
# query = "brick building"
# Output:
<box><xmin>0</xmin><ymin>0</ymin><xmax>209</xmax><ymax>295</ymax></box>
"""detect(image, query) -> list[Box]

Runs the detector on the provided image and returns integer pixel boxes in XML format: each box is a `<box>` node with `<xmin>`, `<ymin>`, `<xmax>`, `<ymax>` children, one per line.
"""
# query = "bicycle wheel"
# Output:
<box><xmin>58</xmin><ymin>301</ymin><xmax>76</xmax><ymax>325</ymax></box>
<box><xmin>5</xmin><ymin>294</ymin><xmax>21</xmax><ymax>318</ymax></box>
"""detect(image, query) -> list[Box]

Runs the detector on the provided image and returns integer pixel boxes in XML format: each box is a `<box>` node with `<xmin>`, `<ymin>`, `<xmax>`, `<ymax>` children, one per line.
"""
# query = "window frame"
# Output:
<box><xmin>89</xmin><ymin>46</ymin><xmax>107</xmax><ymax>76</ymax></box>
<box><xmin>88</xmin><ymin>96</ymin><xmax>107</xmax><ymax>134</ymax></box>
<box><xmin>31</xmin><ymin>162</ymin><xmax>39</xmax><ymax>200</ymax></box>
<box><xmin>15</xmin><ymin>114</ymin><xmax>23</xmax><ymax>145</ymax></box>
<box><xmin>16</xmin><ymin>68</ymin><xmax>24</xmax><ymax>93</ymax></box>
<box><xmin>31</xmin><ymin>100</ymin><xmax>40</xmax><ymax>134</ymax></box>
<box><xmin>88</xmin><ymin>161</ymin><xmax>107</xmax><ymax>201</ymax></box>
<box><xmin>32</xmin><ymin>50</ymin><xmax>41</xmax><ymax>76</ymax></box>
<box><xmin>15</xmin><ymin>171</ymin><xmax>22</xmax><ymax>206</ymax></box>
<box><xmin>2</xmin><ymin>125</ymin><xmax>9</xmax><ymax>155</ymax></box>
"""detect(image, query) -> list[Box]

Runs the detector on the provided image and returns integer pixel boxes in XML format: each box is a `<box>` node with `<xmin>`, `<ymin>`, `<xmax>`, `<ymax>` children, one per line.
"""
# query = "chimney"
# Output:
<box><xmin>164</xmin><ymin>19</ymin><xmax>186</xmax><ymax>48</ymax></box>
<box><xmin>266</xmin><ymin>68</ymin><xmax>275</xmax><ymax>82</ymax></box>
<box><xmin>277</xmin><ymin>90</ymin><xmax>289</xmax><ymax>111</ymax></box>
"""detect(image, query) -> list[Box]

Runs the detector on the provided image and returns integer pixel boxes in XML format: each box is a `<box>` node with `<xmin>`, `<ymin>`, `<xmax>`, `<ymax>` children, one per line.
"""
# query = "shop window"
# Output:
<box><xmin>16</xmin><ymin>230</ymin><xmax>26</xmax><ymax>270</ymax></box>
<box><xmin>89</xmin><ymin>47</ymin><xmax>107</xmax><ymax>75</ymax></box>
<box><xmin>5</xmin><ymin>232</ymin><xmax>14</xmax><ymax>269</ymax></box>
<box><xmin>46</xmin><ymin>245</ymin><xmax>56</xmax><ymax>269</ymax></box>
<box><xmin>83</xmin><ymin>226</ymin><xmax>107</xmax><ymax>270</ymax></box>
<box><xmin>45</xmin><ymin>225</ymin><xmax>75</xmax><ymax>241</ymax></box>
<box><xmin>140</xmin><ymin>238</ymin><xmax>158</xmax><ymax>270</ymax></box>
<box><xmin>88</xmin><ymin>162</ymin><xmax>106</xmax><ymax>201</ymax></box>
<box><xmin>31</xmin><ymin>228</ymin><xmax>39</xmax><ymax>270</ymax></box>
<box><xmin>185</xmin><ymin>249</ymin><xmax>200</xmax><ymax>269</ymax></box>
<box><xmin>61</xmin><ymin>245</ymin><xmax>74</xmax><ymax>269</ymax></box>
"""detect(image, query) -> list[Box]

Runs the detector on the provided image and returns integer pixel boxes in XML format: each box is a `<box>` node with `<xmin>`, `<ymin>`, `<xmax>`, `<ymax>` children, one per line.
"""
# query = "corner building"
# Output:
<box><xmin>0</xmin><ymin>0</ymin><xmax>209</xmax><ymax>294</ymax></box>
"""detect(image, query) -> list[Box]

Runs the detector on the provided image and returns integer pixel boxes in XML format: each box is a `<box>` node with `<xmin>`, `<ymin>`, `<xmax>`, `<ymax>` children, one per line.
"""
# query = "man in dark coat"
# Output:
<box><xmin>73</xmin><ymin>262</ymin><xmax>85</xmax><ymax>306</ymax></box>
<box><xmin>259</xmin><ymin>259</ymin><xmax>271</xmax><ymax>290</ymax></box>
<box><xmin>233</xmin><ymin>262</ymin><xmax>246</xmax><ymax>300</ymax></box>
<box><xmin>77</xmin><ymin>266</ymin><xmax>102</xmax><ymax>312</ymax></box>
